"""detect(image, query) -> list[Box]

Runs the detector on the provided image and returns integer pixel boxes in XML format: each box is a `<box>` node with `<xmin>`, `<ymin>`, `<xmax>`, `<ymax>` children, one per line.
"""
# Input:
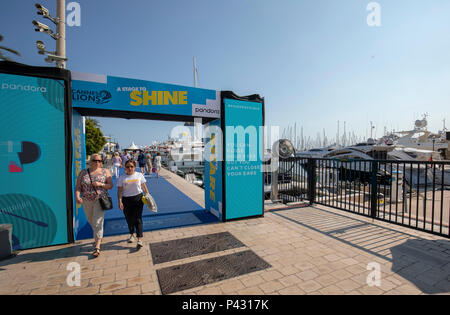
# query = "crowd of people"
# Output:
<box><xmin>75</xmin><ymin>150</ymin><xmax>162</xmax><ymax>258</ymax></box>
<box><xmin>101</xmin><ymin>150</ymin><xmax>162</xmax><ymax>178</ymax></box>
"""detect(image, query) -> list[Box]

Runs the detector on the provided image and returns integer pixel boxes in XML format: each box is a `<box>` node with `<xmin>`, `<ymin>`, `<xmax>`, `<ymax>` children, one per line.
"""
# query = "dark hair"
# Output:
<box><xmin>125</xmin><ymin>160</ymin><xmax>136</xmax><ymax>167</ymax></box>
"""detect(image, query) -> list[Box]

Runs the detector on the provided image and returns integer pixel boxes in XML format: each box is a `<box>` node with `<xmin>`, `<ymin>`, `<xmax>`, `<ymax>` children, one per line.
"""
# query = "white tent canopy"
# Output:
<box><xmin>126</xmin><ymin>142</ymin><xmax>139</xmax><ymax>150</ymax></box>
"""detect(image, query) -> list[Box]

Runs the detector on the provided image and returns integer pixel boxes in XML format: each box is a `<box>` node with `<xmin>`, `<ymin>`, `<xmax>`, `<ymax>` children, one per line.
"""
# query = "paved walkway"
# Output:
<box><xmin>1</xmin><ymin>205</ymin><xmax>449</xmax><ymax>295</ymax></box>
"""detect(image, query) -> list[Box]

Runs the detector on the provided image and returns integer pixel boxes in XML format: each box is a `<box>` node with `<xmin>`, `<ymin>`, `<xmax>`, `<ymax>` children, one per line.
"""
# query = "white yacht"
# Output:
<box><xmin>323</xmin><ymin>139</ymin><xmax>394</xmax><ymax>160</ymax></box>
<box><xmin>387</xmin><ymin>147</ymin><xmax>442</xmax><ymax>161</ymax></box>
<box><xmin>385</xmin><ymin>115</ymin><xmax>449</xmax><ymax>159</ymax></box>
<box><xmin>295</xmin><ymin>145</ymin><xmax>339</xmax><ymax>158</ymax></box>
<box><xmin>165</xmin><ymin>138</ymin><xmax>205</xmax><ymax>186</ymax></box>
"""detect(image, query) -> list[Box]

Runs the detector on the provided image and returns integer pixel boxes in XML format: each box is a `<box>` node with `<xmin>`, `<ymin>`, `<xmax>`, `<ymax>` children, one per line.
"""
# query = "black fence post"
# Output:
<box><xmin>370</xmin><ymin>161</ymin><xmax>378</xmax><ymax>219</ymax></box>
<box><xmin>307</xmin><ymin>158</ymin><xmax>316</xmax><ymax>205</ymax></box>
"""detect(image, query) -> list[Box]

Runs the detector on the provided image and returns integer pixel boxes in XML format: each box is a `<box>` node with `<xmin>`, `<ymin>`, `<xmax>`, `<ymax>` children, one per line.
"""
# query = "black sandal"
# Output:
<box><xmin>92</xmin><ymin>248</ymin><xmax>100</xmax><ymax>257</ymax></box>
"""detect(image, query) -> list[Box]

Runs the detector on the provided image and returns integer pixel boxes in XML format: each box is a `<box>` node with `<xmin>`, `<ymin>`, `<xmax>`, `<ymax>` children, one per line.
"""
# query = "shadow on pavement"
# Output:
<box><xmin>272</xmin><ymin>206</ymin><xmax>450</xmax><ymax>294</ymax></box>
<box><xmin>0</xmin><ymin>239</ymin><xmax>137</xmax><ymax>270</ymax></box>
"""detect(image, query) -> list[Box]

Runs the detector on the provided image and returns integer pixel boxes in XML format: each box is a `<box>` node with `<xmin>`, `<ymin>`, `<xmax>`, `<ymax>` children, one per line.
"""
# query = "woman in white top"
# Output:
<box><xmin>154</xmin><ymin>152</ymin><xmax>162</xmax><ymax>178</ymax></box>
<box><xmin>117</xmin><ymin>160</ymin><xmax>150</xmax><ymax>249</ymax></box>
<box><xmin>112</xmin><ymin>152</ymin><xmax>122</xmax><ymax>178</ymax></box>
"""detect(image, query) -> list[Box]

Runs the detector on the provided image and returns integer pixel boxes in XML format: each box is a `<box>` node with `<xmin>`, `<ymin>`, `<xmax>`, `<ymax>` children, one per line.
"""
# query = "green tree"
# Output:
<box><xmin>85</xmin><ymin>118</ymin><xmax>106</xmax><ymax>156</ymax></box>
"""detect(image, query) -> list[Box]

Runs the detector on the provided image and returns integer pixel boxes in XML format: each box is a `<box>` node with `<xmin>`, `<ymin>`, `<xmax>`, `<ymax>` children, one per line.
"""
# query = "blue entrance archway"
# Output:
<box><xmin>0</xmin><ymin>61</ymin><xmax>265</xmax><ymax>249</ymax></box>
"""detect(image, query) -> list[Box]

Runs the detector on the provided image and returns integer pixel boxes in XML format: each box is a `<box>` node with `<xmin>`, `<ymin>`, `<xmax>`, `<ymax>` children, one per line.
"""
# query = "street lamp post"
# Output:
<box><xmin>33</xmin><ymin>0</ymin><xmax>67</xmax><ymax>68</ymax></box>
<box><xmin>55</xmin><ymin>0</ymin><xmax>66</xmax><ymax>68</ymax></box>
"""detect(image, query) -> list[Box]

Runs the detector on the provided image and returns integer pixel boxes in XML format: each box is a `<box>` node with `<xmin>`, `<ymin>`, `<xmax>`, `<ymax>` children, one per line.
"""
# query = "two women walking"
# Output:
<box><xmin>75</xmin><ymin>153</ymin><xmax>152</xmax><ymax>257</ymax></box>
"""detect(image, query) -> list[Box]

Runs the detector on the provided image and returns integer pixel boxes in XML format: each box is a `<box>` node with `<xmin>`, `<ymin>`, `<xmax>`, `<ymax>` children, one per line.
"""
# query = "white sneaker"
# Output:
<box><xmin>137</xmin><ymin>240</ymin><xmax>143</xmax><ymax>249</ymax></box>
<box><xmin>128</xmin><ymin>235</ymin><xmax>135</xmax><ymax>243</ymax></box>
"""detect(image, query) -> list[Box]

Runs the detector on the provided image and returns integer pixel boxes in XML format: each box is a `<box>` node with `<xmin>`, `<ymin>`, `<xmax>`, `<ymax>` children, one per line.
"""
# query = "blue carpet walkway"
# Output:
<box><xmin>101</xmin><ymin>167</ymin><xmax>218</xmax><ymax>237</ymax></box>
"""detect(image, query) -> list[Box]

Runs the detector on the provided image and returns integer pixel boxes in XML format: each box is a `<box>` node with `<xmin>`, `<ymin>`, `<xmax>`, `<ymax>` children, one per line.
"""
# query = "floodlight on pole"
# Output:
<box><xmin>33</xmin><ymin>1</ymin><xmax>66</xmax><ymax>68</ymax></box>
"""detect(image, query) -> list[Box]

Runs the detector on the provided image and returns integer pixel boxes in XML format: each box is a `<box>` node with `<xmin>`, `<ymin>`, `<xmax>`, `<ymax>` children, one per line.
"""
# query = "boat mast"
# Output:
<box><xmin>193</xmin><ymin>56</ymin><xmax>198</xmax><ymax>88</ymax></box>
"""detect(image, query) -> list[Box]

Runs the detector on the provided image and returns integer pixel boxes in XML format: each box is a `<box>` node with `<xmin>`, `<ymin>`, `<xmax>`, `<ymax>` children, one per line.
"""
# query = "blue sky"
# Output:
<box><xmin>1</xmin><ymin>0</ymin><xmax>449</xmax><ymax>149</ymax></box>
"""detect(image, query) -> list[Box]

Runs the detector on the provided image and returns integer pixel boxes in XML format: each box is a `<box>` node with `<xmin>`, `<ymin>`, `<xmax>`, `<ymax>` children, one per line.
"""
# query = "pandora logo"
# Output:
<box><xmin>195</xmin><ymin>107</ymin><xmax>220</xmax><ymax>114</ymax></box>
<box><xmin>1</xmin><ymin>83</ymin><xmax>47</xmax><ymax>93</ymax></box>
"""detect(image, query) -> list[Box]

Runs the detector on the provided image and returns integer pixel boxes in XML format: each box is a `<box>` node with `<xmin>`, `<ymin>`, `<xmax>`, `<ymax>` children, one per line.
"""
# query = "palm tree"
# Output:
<box><xmin>0</xmin><ymin>35</ymin><xmax>21</xmax><ymax>62</ymax></box>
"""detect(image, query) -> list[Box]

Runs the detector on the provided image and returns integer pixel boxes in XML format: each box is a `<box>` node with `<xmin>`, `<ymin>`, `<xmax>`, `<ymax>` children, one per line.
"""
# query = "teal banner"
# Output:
<box><xmin>224</xmin><ymin>98</ymin><xmax>263</xmax><ymax>220</ymax></box>
<box><xmin>0</xmin><ymin>73</ymin><xmax>69</xmax><ymax>249</ymax></box>
<box><xmin>71</xmin><ymin>72</ymin><xmax>220</xmax><ymax>119</ymax></box>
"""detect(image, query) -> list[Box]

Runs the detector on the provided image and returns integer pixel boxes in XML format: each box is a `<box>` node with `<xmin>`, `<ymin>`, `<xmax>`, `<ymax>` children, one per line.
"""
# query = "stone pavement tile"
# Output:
<box><xmin>350</xmin><ymin>273</ymin><xmax>368</xmax><ymax>286</ymax></box>
<box><xmin>263</xmin><ymin>254</ymin><xmax>282</xmax><ymax>263</ymax></box>
<box><xmin>330</xmin><ymin>269</ymin><xmax>354</xmax><ymax>281</ymax></box>
<box><xmin>195</xmin><ymin>286</ymin><xmax>223</xmax><ymax>295</ymax></box>
<box><xmin>138</xmin><ymin>267</ymin><xmax>154</xmax><ymax>277</ymax></box>
<box><xmin>261</xmin><ymin>270</ymin><xmax>284</xmax><ymax>282</ymax></box>
<box><xmin>279</xmin><ymin>275</ymin><xmax>302</xmax><ymax>287</ymax></box>
<box><xmin>17</xmin><ymin>280</ymin><xmax>49</xmax><ymax>292</ymax></box>
<box><xmin>219</xmin><ymin>279</ymin><xmax>246</xmax><ymax>294</ymax></box>
<box><xmin>64</xmin><ymin>286</ymin><xmax>100</xmax><ymax>295</ymax></box>
<box><xmin>89</xmin><ymin>274</ymin><xmax>116</xmax><ymax>286</ymax></box>
<box><xmin>141</xmin><ymin>281</ymin><xmax>159</xmax><ymax>294</ymax></box>
<box><xmin>11</xmin><ymin>273</ymin><xmax>41</xmax><ymax>284</ymax></box>
<box><xmin>241</xmin><ymin>274</ymin><xmax>266</xmax><ymax>288</ymax></box>
<box><xmin>311</xmin><ymin>265</ymin><xmax>334</xmax><ymax>275</ymax></box>
<box><xmin>327</xmin><ymin>261</ymin><xmax>350</xmax><ymax>271</ymax></box>
<box><xmin>113</xmin><ymin>285</ymin><xmax>142</xmax><ymax>295</ymax></box>
<box><xmin>305</xmin><ymin>291</ymin><xmax>323</xmax><ymax>295</ymax></box>
<box><xmin>258</xmin><ymin>280</ymin><xmax>285</xmax><ymax>294</ymax></box>
<box><xmin>58</xmin><ymin>279</ymin><xmax>90</xmax><ymax>293</ymax></box>
<box><xmin>277</xmin><ymin>257</ymin><xmax>300</xmax><ymax>266</ymax></box>
<box><xmin>344</xmin><ymin>290</ymin><xmax>363</xmax><ymax>295</ymax></box>
<box><xmin>323</xmin><ymin>254</ymin><xmax>342</xmax><ymax>262</ymax></box>
<box><xmin>434</xmin><ymin>279</ymin><xmax>450</xmax><ymax>292</ymax></box>
<box><xmin>115</xmin><ymin>270</ymin><xmax>140</xmax><ymax>282</ymax></box>
<box><xmin>377</xmin><ymin>279</ymin><xmax>398</xmax><ymax>292</ymax></box>
<box><xmin>297</xmin><ymin>270</ymin><xmax>318</xmax><ymax>281</ymax></box>
<box><xmin>314</xmin><ymin>274</ymin><xmax>339</xmax><ymax>287</ymax></box>
<box><xmin>398</xmin><ymin>262</ymin><xmax>433</xmax><ymax>278</ymax></box>
<box><xmin>127</xmin><ymin>275</ymin><xmax>152</xmax><ymax>287</ymax></box>
<box><xmin>296</xmin><ymin>280</ymin><xmax>322</xmax><ymax>293</ymax></box>
<box><xmin>47</xmin><ymin>275</ymin><xmax>69</xmax><ymax>286</ymax></box>
<box><xmin>81</xmin><ymin>270</ymin><xmax>104</xmax><ymax>281</ymax></box>
<box><xmin>30</xmin><ymin>285</ymin><xmax>61</xmax><ymax>295</ymax></box>
<box><xmin>384</xmin><ymin>275</ymin><xmax>405</xmax><ymax>286</ymax></box>
<box><xmin>319</xmin><ymin>285</ymin><xmax>345</xmax><ymax>295</ymax></box>
<box><xmin>415</xmin><ymin>268</ymin><xmax>449</xmax><ymax>286</ymax></box>
<box><xmin>345</xmin><ymin>264</ymin><xmax>366</xmax><ymax>276</ymax></box>
<box><xmin>100</xmin><ymin>280</ymin><xmax>127</xmax><ymax>293</ymax></box>
<box><xmin>0</xmin><ymin>285</ymin><xmax>19</xmax><ymax>295</ymax></box>
<box><xmin>309</xmin><ymin>256</ymin><xmax>330</xmax><ymax>267</ymax></box>
<box><xmin>126</xmin><ymin>261</ymin><xmax>151</xmax><ymax>271</ymax></box>
<box><xmin>278</xmin><ymin>285</ymin><xmax>305</xmax><ymax>295</ymax></box>
<box><xmin>236</xmin><ymin>286</ymin><xmax>265</xmax><ymax>295</ymax></box>
<box><xmin>383</xmin><ymin>289</ymin><xmax>405</xmax><ymax>295</ymax></box>
<box><xmin>306</xmin><ymin>251</ymin><xmax>326</xmax><ymax>258</ymax></box>
<box><xmin>335</xmin><ymin>279</ymin><xmax>362</xmax><ymax>293</ymax></box>
<box><xmin>93</xmin><ymin>260</ymin><xmax>117</xmax><ymax>270</ymax></box>
<box><xmin>293</xmin><ymin>261</ymin><xmax>315</xmax><ymax>271</ymax></box>
<box><xmin>103</xmin><ymin>265</ymin><xmax>127</xmax><ymax>275</ymax></box>
<box><xmin>357</xmin><ymin>285</ymin><xmax>385</xmax><ymax>295</ymax></box>
<box><xmin>395</xmin><ymin>284</ymin><xmax>423</xmax><ymax>295</ymax></box>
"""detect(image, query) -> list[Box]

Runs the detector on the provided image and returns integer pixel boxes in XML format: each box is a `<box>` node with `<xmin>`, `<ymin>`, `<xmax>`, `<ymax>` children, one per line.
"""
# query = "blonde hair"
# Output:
<box><xmin>91</xmin><ymin>154</ymin><xmax>102</xmax><ymax>162</ymax></box>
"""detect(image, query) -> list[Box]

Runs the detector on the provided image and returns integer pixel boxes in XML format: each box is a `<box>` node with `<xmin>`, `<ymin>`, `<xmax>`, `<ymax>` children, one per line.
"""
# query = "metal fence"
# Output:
<box><xmin>269</xmin><ymin>157</ymin><xmax>450</xmax><ymax>238</ymax></box>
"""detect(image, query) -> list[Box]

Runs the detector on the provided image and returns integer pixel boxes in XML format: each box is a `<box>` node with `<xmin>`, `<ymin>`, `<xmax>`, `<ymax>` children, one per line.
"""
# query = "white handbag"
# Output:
<box><xmin>143</xmin><ymin>193</ymin><xmax>158</xmax><ymax>212</ymax></box>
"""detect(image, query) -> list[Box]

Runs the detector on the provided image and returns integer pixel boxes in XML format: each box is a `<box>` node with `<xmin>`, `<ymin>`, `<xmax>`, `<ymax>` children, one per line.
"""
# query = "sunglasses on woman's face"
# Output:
<box><xmin>92</xmin><ymin>160</ymin><xmax>102</xmax><ymax>163</ymax></box>
<box><xmin>126</xmin><ymin>166</ymin><xmax>135</xmax><ymax>169</ymax></box>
